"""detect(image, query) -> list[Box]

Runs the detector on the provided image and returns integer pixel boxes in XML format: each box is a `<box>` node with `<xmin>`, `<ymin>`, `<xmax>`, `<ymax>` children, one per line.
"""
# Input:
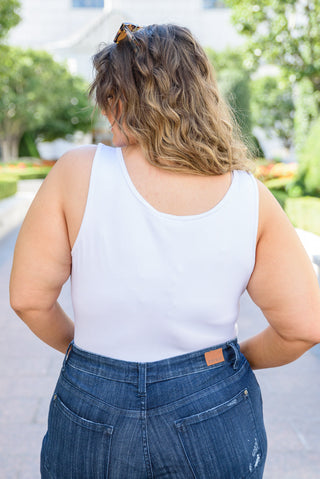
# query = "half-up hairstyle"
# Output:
<box><xmin>89</xmin><ymin>24</ymin><xmax>252</xmax><ymax>175</ymax></box>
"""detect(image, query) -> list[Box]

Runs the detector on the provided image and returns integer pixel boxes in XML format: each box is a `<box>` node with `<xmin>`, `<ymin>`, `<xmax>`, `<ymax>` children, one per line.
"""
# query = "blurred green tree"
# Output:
<box><xmin>225</xmin><ymin>0</ymin><xmax>320</xmax><ymax>99</ymax></box>
<box><xmin>206</xmin><ymin>47</ymin><xmax>264</xmax><ymax>157</ymax></box>
<box><xmin>292</xmin><ymin>116</ymin><xmax>320</xmax><ymax>197</ymax></box>
<box><xmin>226</xmin><ymin>0</ymin><xmax>320</xmax><ymax>185</ymax></box>
<box><xmin>250</xmin><ymin>74</ymin><xmax>295</xmax><ymax>149</ymax></box>
<box><xmin>0</xmin><ymin>0</ymin><xmax>21</xmax><ymax>40</ymax></box>
<box><xmin>293</xmin><ymin>78</ymin><xmax>320</xmax><ymax>153</ymax></box>
<box><xmin>0</xmin><ymin>46</ymin><xmax>93</xmax><ymax>161</ymax></box>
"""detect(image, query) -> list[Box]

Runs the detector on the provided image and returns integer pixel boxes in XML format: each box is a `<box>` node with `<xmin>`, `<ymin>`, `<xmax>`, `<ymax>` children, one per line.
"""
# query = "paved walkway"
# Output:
<box><xmin>0</xmin><ymin>182</ymin><xmax>319</xmax><ymax>478</ymax></box>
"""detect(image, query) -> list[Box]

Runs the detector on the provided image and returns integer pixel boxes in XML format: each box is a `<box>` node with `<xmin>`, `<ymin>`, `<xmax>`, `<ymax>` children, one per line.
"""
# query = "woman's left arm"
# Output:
<box><xmin>10</xmin><ymin>154</ymin><xmax>74</xmax><ymax>354</ymax></box>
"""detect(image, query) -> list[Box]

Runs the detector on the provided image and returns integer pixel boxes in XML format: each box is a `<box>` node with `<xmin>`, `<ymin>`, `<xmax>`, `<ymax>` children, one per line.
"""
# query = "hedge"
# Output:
<box><xmin>285</xmin><ymin>196</ymin><xmax>320</xmax><ymax>236</ymax></box>
<box><xmin>0</xmin><ymin>176</ymin><xmax>18</xmax><ymax>200</ymax></box>
<box><xmin>0</xmin><ymin>165</ymin><xmax>52</xmax><ymax>200</ymax></box>
<box><xmin>264</xmin><ymin>177</ymin><xmax>293</xmax><ymax>191</ymax></box>
<box><xmin>0</xmin><ymin>166</ymin><xmax>51</xmax><ymax>180</ymax></box>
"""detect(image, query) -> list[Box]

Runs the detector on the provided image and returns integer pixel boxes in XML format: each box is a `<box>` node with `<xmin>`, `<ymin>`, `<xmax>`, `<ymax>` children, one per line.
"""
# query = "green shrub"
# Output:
<box><xmin>285</xmin><ymin>197</ymin><xmax>320</xmax><ymax>236</ymax></box>
<box><xmin>218</xmin><ymin>68</ymin><xmax>252</xmax><ymax>146</ymax></box>
<box><xmin>264</xmin><ymin>177</ymin><xmax>292</xmax><ymax>191</ymax></box>
<box><xmin>19</xmin><ymin>132</ymin><xmax>40</xmax><ymax>158</ymax></box>
<box><xmin>294</xmin><ymin>78</ymin><xmax>319</xmax><ymax>155</ymax></box>
<box><xmin>2</xmin><ymin>157</ymin><xmax>42</xmax><ymax>166</ymax></box>
<box><xmin>250</xmin><ymin>135</ymin><xmax>265</xmax><ymax>158</ymax></box>
<box><xmin>269</xmin><ymin>188</ymin><xmax>288</xmax><ymax>209</ymax></box>
<box><xmin>0</xmin><ymin>176</ymin><xmax>18</xmax><ymax>200</ymax></box>
<box><xmin>15</xmin><ymin>166</ymin><xmax>51</xmax><ymax>179</ymax></box>
<box><xmin>268</xmin><ymin>187</ymin><xmax>320</xmax><ymax>235</ymax></box>
<box><xmin>0</xmin><ymin>166</ymin><xmax>51</xmax><ymax>180</ymax></box>
<box><xmin>250</xmin><ymin>75</ymin><xmax>294</xmax><ymax>151</ymax></box>
<box><xmin>205</xmin><ymin>48</ymin><xmax>255</xmax><ymax>153</ymax></box>
<box><xmin>293</xmin><ymin>116</ymin><xmax>320</xmax><ymax>197</ymax></box>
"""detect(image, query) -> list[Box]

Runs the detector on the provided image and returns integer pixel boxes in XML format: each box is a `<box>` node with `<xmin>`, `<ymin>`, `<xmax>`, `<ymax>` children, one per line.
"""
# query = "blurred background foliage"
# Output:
<box><xmin>205</xmin><ymin>48</ymin><xmax>263</xmax><ymax>158</ymax></box>
<box><xmin>250</xmin><ymin>74</ymin><xmax>295</xmax><ymax>151</ymax></box>
<box><xmin>225</xmin><ymin>0</ymin><xmax>320</xmax><ymax>199</ymax></box>
<box><xmin>0</xmin><ymin>0</ymin><xmax>93</xmax><ymax>163</ymax></box>
<box><xmin>0</xmin><ymin>0</ymin><xmax>21</xmax><ymax>40</ymax></box>
<box><xmin>0</xmin><ymin>45</ymin><xmax>93</xmax><ymax>162</ymax></box>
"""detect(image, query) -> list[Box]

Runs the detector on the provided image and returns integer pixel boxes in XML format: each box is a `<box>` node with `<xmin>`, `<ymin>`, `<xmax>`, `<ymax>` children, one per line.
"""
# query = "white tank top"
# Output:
<box><xmin>71</xmin><ymin>143</ymin><xmax>259</xmax><ymax>361</ymax></box>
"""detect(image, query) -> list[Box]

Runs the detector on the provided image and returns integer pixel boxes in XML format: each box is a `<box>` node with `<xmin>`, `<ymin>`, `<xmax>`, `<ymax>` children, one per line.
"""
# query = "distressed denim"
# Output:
<box><xmin>40</xmin><ymin>339</ymin><xmax>267</xmax><ymax>478</ymax></box>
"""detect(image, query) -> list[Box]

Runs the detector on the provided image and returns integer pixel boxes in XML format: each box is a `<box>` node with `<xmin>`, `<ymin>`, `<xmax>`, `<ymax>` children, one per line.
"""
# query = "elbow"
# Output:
<box><xmin>10</xmin><ymin>284</ymin><xmax>55</xmax><ymax>318</ymax></box>
<box><xmin>299</xmin><ymin>318</ymin><xmax>320</xmax><ymax>347</ymax></box>
<box><xmin>9</xmin><ymin>286</ymin><xmax>20</xmax><ymax>313</ymax></box>
<box><xmin>9</xmin><ymin>292</ymin><xmax>28</xmax><ymax>317</ymax></box>
<box><xmin>271</xmin><ymin>300</ymin><xmax>320</xmax><ymax>347</ymax></box>
<box><xmin>9</xmin><ymin>274</ymin><xmax>35</xmax><ymax>315</ymax></box>
<box><xmin>10</xmin><ymin>293</ymin><xmax>47</xmax><ymax>324</ymax></box>
<box><xmin>309</xmin><ymin>333</ymin><xmax>320</xmax><ymax>348</ymax></box>
<box><xmin>9</xmin><ymin>276</ymin><xmax>25</xmax><ymax>315</ymax></box>
<box><xmin>277</xmin><ymin>327</ymin><xmax>320</xmax><ymax>350</ymax></box>
<box><xmin>9</xmin><ymin>284</ymin><xmax>35</xmax><ymax>317</ymax></box>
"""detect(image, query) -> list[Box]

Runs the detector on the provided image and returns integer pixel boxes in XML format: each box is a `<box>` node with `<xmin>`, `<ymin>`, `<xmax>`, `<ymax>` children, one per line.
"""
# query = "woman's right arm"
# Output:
<box><xmin>241</xmin><ymin>181</ymin><xmax>320</xmax><ymax>369</ymax></box>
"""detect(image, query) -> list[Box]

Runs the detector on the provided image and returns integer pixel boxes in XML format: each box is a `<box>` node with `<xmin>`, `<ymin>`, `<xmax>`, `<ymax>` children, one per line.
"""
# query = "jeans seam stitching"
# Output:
<box><xmin>60</xmin><ymin>372</ymin><xmax>139</xmax><ymax>414</ymax></box>
<box><xmin>147</xmin><ymin>359</ymin><xmax>249</xmax><ymax>416</ymax></box>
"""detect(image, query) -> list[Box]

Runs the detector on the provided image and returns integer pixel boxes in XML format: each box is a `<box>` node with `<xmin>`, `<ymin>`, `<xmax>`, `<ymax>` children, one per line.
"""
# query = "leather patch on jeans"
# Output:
<box><xmin>205</xmin><ymin>348</ymin><xmax>225</xmax><ymax>366</ymax></box>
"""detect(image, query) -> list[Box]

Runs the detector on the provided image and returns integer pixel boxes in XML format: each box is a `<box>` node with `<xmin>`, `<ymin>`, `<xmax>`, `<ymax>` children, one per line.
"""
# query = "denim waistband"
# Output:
<box><xmin>63</xmin><ymin>339</ymin><xmax>241</xmax><ymax>384</ymax></box>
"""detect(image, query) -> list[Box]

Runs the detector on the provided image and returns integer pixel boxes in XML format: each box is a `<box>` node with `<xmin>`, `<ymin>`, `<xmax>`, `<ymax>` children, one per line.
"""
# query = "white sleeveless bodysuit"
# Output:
<box><xmin>71</xmin><ymin>143</ymin><xmax>259</xmax><ymax>361</ymax></box>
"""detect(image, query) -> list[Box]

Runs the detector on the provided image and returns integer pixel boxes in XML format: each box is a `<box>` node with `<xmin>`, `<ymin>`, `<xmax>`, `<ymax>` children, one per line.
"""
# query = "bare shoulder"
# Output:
<box><xmin>41</xmin><ymin>144</ymin><xmax>97</xmax><ymax>195</ymax></box>
<box><xmin>50</xmin><ymin>144</ymin><xmax>97</xmax><ymax>204</ymax></box>
<box><xmin>48</xmin><ymin>145</ymin><xmax>98</xmax><ymax>249</ymax></box>
<box><xmin>60</xmin><ymin>144</ymin><xmax>97</xmax><ymax>161</ymax></box>
<box><xmin>54</xmin><ymin>144</ymin><xmax>97</xmax><ymax>178</ymax></box>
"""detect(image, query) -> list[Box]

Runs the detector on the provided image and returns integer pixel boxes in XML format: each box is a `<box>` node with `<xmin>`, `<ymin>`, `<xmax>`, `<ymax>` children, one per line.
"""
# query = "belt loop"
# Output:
<box><xmin>227</xmin><ymin>340</ymin><xmax>240</xmax><ymax>370</ymax></box>
<box><xmin>62</xmin><ymin>340</ymin><xmax>73</xmax><ymax>369</ymax></box>
<box><xmin>137</xmin><ymin>363</ymin><xmax>147</xmax><ymax>396</ymax></box>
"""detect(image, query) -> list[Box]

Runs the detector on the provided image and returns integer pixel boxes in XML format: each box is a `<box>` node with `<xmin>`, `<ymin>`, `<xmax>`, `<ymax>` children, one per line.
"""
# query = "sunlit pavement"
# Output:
<box><xmin>0</xmin><ymin>186</ymin><xmax>319</xmax><ymax>478</ymax></box>
<box><xmin>0</xmin><ymin>226</ymin><xmax>71</xmax><ymax>479</ymax></box>
<box><xmin>239</xmin><ymin>292</ymin><xmax>320</xmax><ymax>479</ymax></box>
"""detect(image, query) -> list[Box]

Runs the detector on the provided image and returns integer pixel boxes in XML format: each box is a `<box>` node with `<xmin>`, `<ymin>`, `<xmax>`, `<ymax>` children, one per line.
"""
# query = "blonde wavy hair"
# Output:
<box><xmin>89</xmin><ymin>24</ymin><xmax>252</xmax><ymax>175</ymax></box>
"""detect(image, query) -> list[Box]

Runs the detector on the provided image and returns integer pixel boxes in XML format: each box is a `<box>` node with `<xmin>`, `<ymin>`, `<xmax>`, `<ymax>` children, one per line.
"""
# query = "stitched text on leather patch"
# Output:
<box><xmin>205</xmin><ymin>348</ymin><xmax>225</xmax><ymax>366</ymax></box>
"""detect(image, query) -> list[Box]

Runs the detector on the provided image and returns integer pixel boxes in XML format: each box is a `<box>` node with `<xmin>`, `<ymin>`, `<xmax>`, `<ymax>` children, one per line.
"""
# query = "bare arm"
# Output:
<box><xmin>240</xmin><ymin>181</ymin><xmax>320</xmax><ymax>369</ymax></box>
<box><xmin>9</xmin><ymin>146</ymin><xmax>95</xmax><ymax>354</ymax></box>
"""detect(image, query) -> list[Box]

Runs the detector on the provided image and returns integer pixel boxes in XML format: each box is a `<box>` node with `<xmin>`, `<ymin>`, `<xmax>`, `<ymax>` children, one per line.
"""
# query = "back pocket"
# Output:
<box><xmin>174</xmin><ymin>389</ymin><xmax>263</xmax><ymax>479</ymax></box>
<box><xmin>42</xmin><ymin>393</ymin><xmax>113</xmax><ymax>479</ymax></box>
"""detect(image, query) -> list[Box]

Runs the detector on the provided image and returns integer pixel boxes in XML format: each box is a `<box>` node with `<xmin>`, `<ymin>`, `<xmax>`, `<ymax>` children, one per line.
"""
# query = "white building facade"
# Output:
<box><xmin>9</xmin><ymin>0</ymin><xmax>242</xmax><ymax>81</ymax></box>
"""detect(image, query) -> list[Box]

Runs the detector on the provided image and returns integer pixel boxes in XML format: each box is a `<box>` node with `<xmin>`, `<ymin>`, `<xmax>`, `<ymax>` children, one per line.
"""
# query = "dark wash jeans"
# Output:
<box><xmin>40</xmin><ymin>339</ymin><xmax>267</xmax><ymax>478</ymax></box>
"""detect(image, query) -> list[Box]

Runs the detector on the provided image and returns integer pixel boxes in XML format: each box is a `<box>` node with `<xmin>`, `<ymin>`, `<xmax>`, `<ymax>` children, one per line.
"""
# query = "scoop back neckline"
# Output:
<box><xmin>116</xmin><ymin>146</ymin><xmax>237</xmax><ymax>221</ymax></box>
